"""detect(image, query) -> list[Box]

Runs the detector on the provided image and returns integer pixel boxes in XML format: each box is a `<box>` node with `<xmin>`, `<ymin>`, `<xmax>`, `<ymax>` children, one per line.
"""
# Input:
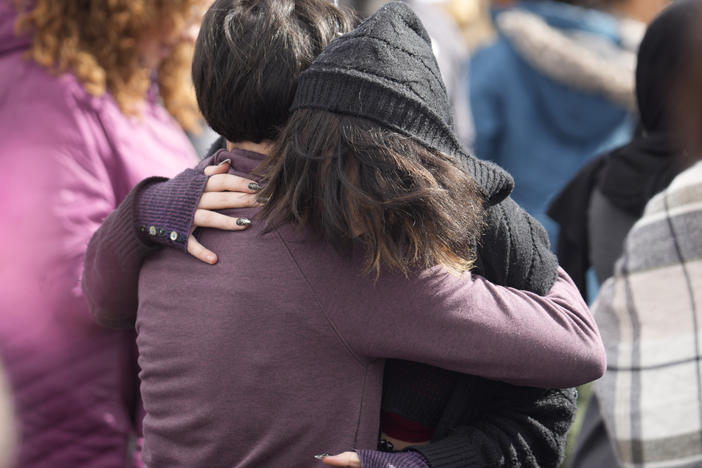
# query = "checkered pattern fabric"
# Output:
<box><xmin>594</xmin><ymin>161</ymin><xmax>702</xmax><ymax>467</ymax></box>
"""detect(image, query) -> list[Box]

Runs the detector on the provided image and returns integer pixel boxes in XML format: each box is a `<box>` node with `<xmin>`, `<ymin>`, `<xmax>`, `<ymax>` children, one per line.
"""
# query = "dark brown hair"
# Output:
<box><xmin>192</xmin><ymin>0</ymin><xmax>354</xmax><ymax>143</ymax></box>
<box><xmin>255</xmin><ymin>110</ymin><xmax>485</xmax><ymax>276</ymax></box>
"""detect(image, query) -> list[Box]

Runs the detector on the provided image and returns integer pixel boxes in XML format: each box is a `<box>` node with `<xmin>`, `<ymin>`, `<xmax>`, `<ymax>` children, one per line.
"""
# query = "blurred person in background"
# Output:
<box><xmin>467</xmin><ymin>0</ymin><xmax>667</xmax><ymax>244</ymax></box>
<box><xmin>0</xmin><ymin>359</ymin><xmax>16</xmax><ymax>468</ymax></box>
<box><xmin>549</xmin><ymin>0</ymin><xmax>696</xmax><ymax>305</ymax></box>
<box><xmin>593</xmin><ymin>157</ymin><xmax>702</xmax><ymax>467</ymax></box>
<box><xmin>549</xmin><ymin>1</ymin><xmax>702</xmax><ymax>466</ymax></box>
<box><xmin>0</xmin><ymin>0</ymin><xmax>203</xmax><ymax>466</ymax></box>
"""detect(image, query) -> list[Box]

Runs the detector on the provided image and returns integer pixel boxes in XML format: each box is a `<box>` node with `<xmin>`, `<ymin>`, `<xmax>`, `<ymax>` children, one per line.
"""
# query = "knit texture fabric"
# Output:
<box><xmin>414</xmin><ymin>385</ymin><xmax>577</xmax><ymax>468</ymax></box>
<box><xmin>476</xmin><ymin>197</ymin><xmax>557</xmax><ymax>295</ymax></box>
<box><xmin>136</xmin><ymin>169</ymin><xmax>208</xmax><ymax>252</ymax></box>
<box><xmin>291</xmin><ymin>1</ymin><xmax>513</xmax><ymax>205</ymax></box>
<box><xmin>357</xmin><ymin>449</ymin><xmax>430</xmax><ymax>468</ymax></box>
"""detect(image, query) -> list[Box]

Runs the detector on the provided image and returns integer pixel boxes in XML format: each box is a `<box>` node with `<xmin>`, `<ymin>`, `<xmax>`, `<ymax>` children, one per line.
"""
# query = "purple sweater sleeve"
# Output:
<box><xmin>327</xmin><ymin>267</ymin><xmax>605</xmax><ymax>388</ymax></box>
<box><xmin>82</xmin><ymin>170</ymin><xmax>207</xmax><ymax>328</ymax></box>
<box><xmin>357</xmin><ymin>450</ymin><xmax>432</xmax><ymax>468</ymax></box>
<box><xmin>135</xmin><ymin>169</ymin><xmax>208</xmax><ymax>251</ymax></box>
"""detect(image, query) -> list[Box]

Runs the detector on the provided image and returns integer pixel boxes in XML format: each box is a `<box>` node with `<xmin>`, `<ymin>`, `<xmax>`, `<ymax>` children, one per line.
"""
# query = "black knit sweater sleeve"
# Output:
<box><xmin>476</xmin><ymin>196</ymin><xmax>559</xmax><ymax>295</ymax></box>
<box><xmin>410</xmin><ymin>196</ymin><xmax>567</xmax><ymax>468</ymax></box>
<box><xmin>414</xmin><ymin>383</ymin><xmax>577</xmax><ymax>468</ymax></box>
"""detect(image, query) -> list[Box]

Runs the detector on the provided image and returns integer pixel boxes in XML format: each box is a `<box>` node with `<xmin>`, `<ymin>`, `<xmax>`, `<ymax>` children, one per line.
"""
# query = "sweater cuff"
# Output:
<box><xmin>356</xmin><ymin>449</ymin><xmax>429</xmax><ymax>468</ymax></box>
<box><xmin>135</xmin><ymin>169</ymin><xmax>209</xmax><ymax>252</ymax></box>
<box><xmin>411</xmin><ymin>433</ymin><xmax>484</xmax><ymax>468</ymax></box>
<box><xmin>107</xmin><ymin>180</ymin><xmax>163</xmax><ymax>273</ymax></box>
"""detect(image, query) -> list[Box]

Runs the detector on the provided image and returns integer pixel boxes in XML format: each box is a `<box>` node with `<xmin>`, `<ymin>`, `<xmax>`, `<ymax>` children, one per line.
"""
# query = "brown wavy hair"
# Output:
<box><xmin>256</xmin><ymin>110</ymin><xmax>486</xmax><ymax>277</ymax></box>
<box><xmin>13</xmin><ymin>0</ymin><xmax>201</xmax><ymax>131</ymax></box>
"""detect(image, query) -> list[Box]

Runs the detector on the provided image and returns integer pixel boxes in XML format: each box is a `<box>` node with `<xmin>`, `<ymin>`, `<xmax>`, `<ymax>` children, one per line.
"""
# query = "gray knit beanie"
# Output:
<box><xmin>291</xmin><ymin>1</ymin><xmax>513</xmax><ymax>204</ymax></box>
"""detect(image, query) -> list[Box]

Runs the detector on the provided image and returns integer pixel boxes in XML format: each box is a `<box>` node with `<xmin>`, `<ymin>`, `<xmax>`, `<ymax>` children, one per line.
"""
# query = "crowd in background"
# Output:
<box><xmin>1</xmin><ymin>0</ymin><xmax>701</xmax><ymax>467</ymax></box>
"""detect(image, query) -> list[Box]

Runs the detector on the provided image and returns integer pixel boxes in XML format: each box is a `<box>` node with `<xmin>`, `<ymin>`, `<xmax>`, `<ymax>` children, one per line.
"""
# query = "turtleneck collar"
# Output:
<box><xmin>211</xmin><ymin>148</ymin><xmax>266</xmax><ymax>176</ymax></box>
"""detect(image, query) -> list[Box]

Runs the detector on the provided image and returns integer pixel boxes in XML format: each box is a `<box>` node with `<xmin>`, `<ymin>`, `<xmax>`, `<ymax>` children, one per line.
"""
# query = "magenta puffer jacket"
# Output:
<box><xmin>0</xmin><ymin>3</ymin><xmax>197</xmax><ymax>467</ymax></box>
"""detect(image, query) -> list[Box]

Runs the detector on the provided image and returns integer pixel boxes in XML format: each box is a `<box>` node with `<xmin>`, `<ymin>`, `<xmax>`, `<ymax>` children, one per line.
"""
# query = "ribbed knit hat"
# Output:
<box><xmin>291</xmin><ymin>1</ymin><xmax>513</xmax><ymax>204</ymax></box>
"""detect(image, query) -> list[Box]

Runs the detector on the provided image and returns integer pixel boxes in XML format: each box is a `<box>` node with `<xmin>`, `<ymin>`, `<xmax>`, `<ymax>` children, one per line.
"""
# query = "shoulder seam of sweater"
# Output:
<box><xmin>272</xmin><ymin>230</ymin><xmax>367</xmax><ymax>369</ymax></box>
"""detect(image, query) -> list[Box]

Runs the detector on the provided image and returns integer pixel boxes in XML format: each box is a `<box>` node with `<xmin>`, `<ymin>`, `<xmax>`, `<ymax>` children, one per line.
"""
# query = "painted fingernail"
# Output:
<box><xmin>216</xmin><ymin>158</ymin><xmax>231</xmax><ymax>167</ymax></box>
<box><xmin>248</xmin><ymin>182</ymin><xmax>263</xmax><ymax>191</ymax></box>
<box><xmin>236</xmin><ymin>218</ymin><xmax>251</xmax><ymax>227</ymax></box>
<box><xmin>314</xmin><ymin>454</ymin><xmax>332</xmax><ymax>460</ymax></box>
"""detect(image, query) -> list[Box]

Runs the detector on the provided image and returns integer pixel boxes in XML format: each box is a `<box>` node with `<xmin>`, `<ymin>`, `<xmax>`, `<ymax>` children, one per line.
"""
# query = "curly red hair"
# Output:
<box><xmin>14</xmin><ymin>0</ymin><xmax>201</xmax><ymax>131</ymax></box>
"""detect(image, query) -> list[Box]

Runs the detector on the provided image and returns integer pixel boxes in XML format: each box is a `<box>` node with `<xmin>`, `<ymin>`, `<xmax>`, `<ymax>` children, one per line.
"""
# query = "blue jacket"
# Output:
<box><xmin>468</xmin><ymin>0</ymin><xmax>637</xmax><ymax>242</ymax></box>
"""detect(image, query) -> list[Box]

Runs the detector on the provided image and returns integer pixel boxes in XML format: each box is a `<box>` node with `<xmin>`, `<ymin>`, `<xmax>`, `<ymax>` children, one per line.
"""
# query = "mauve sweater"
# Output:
<box><xmin>127</xmin><ymin>150</ymin><xmax>603</xmax><ymax>467</ymax></box>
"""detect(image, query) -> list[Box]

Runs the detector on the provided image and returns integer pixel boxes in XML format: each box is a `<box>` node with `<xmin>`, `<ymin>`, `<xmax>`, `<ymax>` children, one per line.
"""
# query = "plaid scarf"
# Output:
<box><xmin>594</xmin><ymin>161</ymin><xmax>702</xmax><ymax>467</ymax></box>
